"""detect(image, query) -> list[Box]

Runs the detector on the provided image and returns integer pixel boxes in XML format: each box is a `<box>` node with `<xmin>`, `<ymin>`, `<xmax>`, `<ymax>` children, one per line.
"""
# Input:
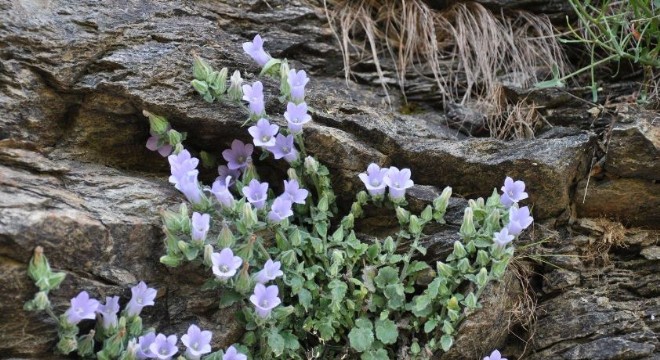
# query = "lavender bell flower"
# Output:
<box><xmin>97</xmin><ymin>295</ymin><xmax>120</xmax><ymax>330</ymax></box>
<box><xmin>191</xmin><ymin>212</ymin><xmax>210</xmax><ymax>242</ymax></box>
<box><xmin>287</xmin><ymin>69</ymin><xmax>309</xmax><ymax>103</ymax></box>
<box><xmin>64</xmin><ymin>291</ymin><xmax>99</xmax><ymax>325</ymax></box>
<box><xmin>358</xmin><ymin>163</ymin><xmax>389</xmax><ymax>196</ymax></box>
<box><xmin>267</xmin><ymin>197</ymin><xmax>293</xmax><ymax>223</ymax></box>
<box><xmin>242</xmin><ymin>34</ymin><xmax>271</xmax><ymax>67</ymax></box>
<box><xmin>282</xmin><ymin>179</ymin><xmax>308</xmax><ymax>204</ymax></box>
<box><xmin>137</xmin><ymin>332</ymin><xmax>156</xmax><ymax>360</ymax></box>
<box><xmin>248</xmin><ymin>118</ymin><xmax>279</xmax><ymax>147</ymax></box>
<box><xmin>210</xmin><ymin>176</ymin><xmax>235</xmax><ymax>208</ymax></box>
<box><xmin>168</xmin><ymin>150</ymin><xmax>199</xmax><ymax>186</ymax></box>
<box><xmin>267</xmin><ymin>134</ymin><xmax>298</xmax><ymax>163</ymax></box>
<box><xmin>218</xmin><ymin>165</ymin><xmax>241</xmax><ymax>186</ymax></box>
<box><xmin>222</xmin><ymin>140</ymin><xmax>254</xmax><ymax>171</ymax></box>
<box><xmin>181</xmin><ymin>324</ymin><xmax>212</xmax><ymax>360</ymax></box>
<box><xmin>384</xmin><ymin>167</ymin><xmax>414</xmax><ymax>200</ymax></box>
<box><xmin>126</xmin><ymin>281</ymin><xmax>157</xmax><ymax>317</ymax></box>
<box><xmin>242</xmin><ymin>179</ymin><xmax>269</xmax><ymax>209</ymax></box>
<box><xmin>242</xmin><ymin>81</ymin><xmax>265</xmax><ymax>117</ymax></box>
<box><xmin>223</xmin><ymin>346</ymin><xmax>248</xmax><ymax>360</ymax></box>
<box><xmin>255</xmin><ymin>259</ymin><xmax>284</xmax><ymax>284</ymax></box>
<box><xmin>493</xmin><ymin>227</ymin><xmax>515</xmax><ymax>247</ymax></box>
<box><xmin>283</xmin><ymin>102</ymin><xmax>312</xmax><ymax>134</ymax></box>
<box><xmin>146</xmin><ymin>130</ymin><xmax>173</xmax><ymax>157</ymax></box>
<box><xmin>483</xmin><ymin>350</ymin><xmax>507</xmax><ymax>360</ymax></box>
<box><xmin>177</xmin><ymin>172</ymin><xmax>203</xmax><ymax>204</ymax></box>
<box><xmin>500</xmin><ymin>177</ymin><xmax>528</xmax><ymax>207</ymax></box>
<box><xmin>506</xmin><ymin>206</ymin><xmax>534</xmax><ymax>236</ymax></box>
<box><xmin>211</xmin><ymin>248</ymin><xmax>243</xmax><ymax>280</ymax></box>
<box><xmin>249</xmin><ymin>283</ymin><xmax>281</xmax><ymax>318</ymax></box>
<box><xmin>149</xmin><ymin>333</ymin><xmax>178</xmax><ymax>360</ymax></box>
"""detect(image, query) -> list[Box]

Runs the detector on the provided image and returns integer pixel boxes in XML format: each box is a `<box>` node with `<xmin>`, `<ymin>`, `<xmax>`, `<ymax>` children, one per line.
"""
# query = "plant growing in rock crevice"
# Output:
<box><xmin>23</xmin><ymin>34</ymin><xmax>533</xmax><ymax>360</ymax></box>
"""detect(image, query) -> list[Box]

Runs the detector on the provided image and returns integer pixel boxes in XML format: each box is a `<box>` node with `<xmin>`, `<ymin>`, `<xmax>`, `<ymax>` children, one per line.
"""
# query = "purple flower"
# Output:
<box><xmin>64</xmin><ymin>291</ymin><xmax>99</xmax><ymax>325</ymax></box>
<box><xmin>249</xmin><ymin>283</ymin><xmax>281</xmax><ymax>318</ymax></box>
<box><xmin>506</xmin><ymin>206</ymin><xmax>534</xmax><ymax>236</ymax></box>
<box><xmin>182</xmin><ymin>324</ymin><xmax>212</xmax><ymax>360</ymax></box>
<box><xmin>500</xmin><ymin>177</ymin><xmax>528</xmax><ymax>207</ymax></box>
<box><xmin>177</xmin><ymin>172</ymin><xmax>203</xmax><ymax>204</ymax></box>
<box><xmin>97</xmin><ymin>295</ymin><xmax>120</xmax><ymax>330</ymax></box>
<box><xmin>222</xmin><ymin>140</ymin><xmax>254</xmax><ymax>171</ymax></box>
<box><xmin>248</xmin><ymin>118</ymin><xmax>279</xmax><ymax>147</ymax></box>
<box><xmin>384</xmin><ymin>167</ymin><xmax>414</xmax><ymax>200</ymax></box>
<box><xmin>137</xmin><ymin>332</ymin><xmax>156</xmax><ymax>360</ymax></box>
<box><xmin>223</xmin><ymin>346</ymin><xmax>247</xmax><ymax>360</ymax></box>
<box><xmin>267</xmin><ymin>134</ymin><xmax>298</xmax><ymax>163</ymax></box>
<box><xmin>287</xmin><ymin>69</ymin><xmax>309</xmax><ymax>102</ymax></box>
<box><xmin>211</xmin><ymin>248</ymin><xmax>243</xmax><ymax>280</ymax></box>
<box><xmin>242</xmin><ymin>179</ymin><xmax>269</xmax><ymax>209</ymax></box>
<box><xmin>493</xmin><ymin>227</ymin><xmax>514</xmax><ymax>247</ymax></box>
<box><xmin>210</xmin><ymin>176</ymin><xmax>235</xmax><ymax>208</ymax></box>
<box><xmin>149</xmin><ymin>333</ymin><xmax>178</xmax><ymax>360</ymax></box>
<box><xmin>242</xmin><ymin>81</ymin><xmax>265</xmax><ymax>116</ymax></box>
<box><xmin>267</xmin><ymin>197</ymin><xmax>293</xmax><ymax>223</ymax></box>
<box><xmin>126</xmin><ymin>281</ymin><xmax>157</xmax><ymax>317</ymax></box>
<box><xmin>242</xmin><ymin>34</ymin><xmax>271</xmax><ymax>67</ymax></box>
<box><xmin>146</xmin><ymin>130</ymin><xmax>173</xmax><ymax>157</ymax></box>
<box><xmin>168</xmin><ymin>150</ymin><xmax>199</xmax><ymax>186</ymax></box>
<box><xmin>191</xmin><ymin>212</ymin><xmax>210</xmax><ymax>242</ymax></box>
<box><xmin>282</xmin><ymin>179</ymin><xmax>308</xmax><ymax>205</ymax></box>
<box><xmin>255</xmin><ymin>259</ymin><xmax>284</xmax><ymax>284</ymax></box>
<box><xmin>283</xmin><ymin>102</ymin><xmax>312</xmax><ymax>134</ymax></box>
<box><xmin>483</xmin><ymin>350</ymin><xmax>507</xmax><ymax>360</ymax></box>
<box><xmin>218</xmin><ymin>165</ymin><xmax>241</xmax><ymax>186</ymax></box>
<box><xmin>358</xmin><ymin>163</ymin><xmax>389</xmax><ymax>196</ymax></box>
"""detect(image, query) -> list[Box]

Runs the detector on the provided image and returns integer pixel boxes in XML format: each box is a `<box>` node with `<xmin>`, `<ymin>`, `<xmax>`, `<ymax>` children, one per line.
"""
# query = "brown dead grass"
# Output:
<box><xmin>582</xmin><ymin>218</ymin><xmax>627</xmax><ymax>265</ymax></box>
<box><xmin>324</xmin><ymin>0</ymin><xmax>567</xmax><ymax>105</ymax></box>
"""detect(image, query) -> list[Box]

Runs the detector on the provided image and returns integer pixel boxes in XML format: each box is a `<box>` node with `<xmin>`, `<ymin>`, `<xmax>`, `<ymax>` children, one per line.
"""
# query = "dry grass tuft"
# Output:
<box><xmin>582</xmin><ymin>218</ymin><xmax>627</xmax><ymax>265</ymax></box>
<box><xmin>324</xmin><ymin>0</ymin><xmax>568</xmax><ymax>117</ymax></box>
<box><xmin>481</xmin><ymin>86</ymin><xmax>545</xmax><ymax>140</ymax></box>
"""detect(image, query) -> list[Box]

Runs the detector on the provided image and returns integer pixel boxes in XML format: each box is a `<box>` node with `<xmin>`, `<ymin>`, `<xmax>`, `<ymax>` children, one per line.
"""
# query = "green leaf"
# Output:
<box><xmin>375</xmin><ymin>318</ymin><xmax>398</xmax><ymax>344</ymax></box>
<box><xmin>281</xmin><ymin>330</ymin><xmax>300</xmax><ymax>350</ymax></box>
<box><xmin>374</xmin><ymin>267</ymin><xmax>399</xmax><ymax>288</ymax></box>
<box><xmin>384</xmin><ymin>284</ymin><xmax>405</xmax><ymax>310</ymax></box>
<box><xmin>348</xmin><ymin>327</ymin><xmax>374</xmax><ymax>352</ymax></box>
<box><xmin>218</xmin><ymin>289</ymin><xmax>243</xmax><ymax>308</ymax></box>
<box><xmin>424</xmin><ymin>317</ymin><xmax>438</xmax><ymax>333</ymax></box>
<box><xmin>314</xmin><ymin>222</ymin><xmax>328</xmax><ymax>240</ymax></box>
<box><xmin>440</xmin><ymin>334</ymin><xmax>454</xmax><ymax>351</ymax></box>
<box><xmin>355</xmin><ymin>318</ymin><xmax>372</xmax><ymax>329</ymax></box>
<box><xmin>361</xmin><ymin>349</ymin><xmax>389</xmax><ymax>360</ymax></box>
<box><xmin>406</xmin><ymin>261</ymin><xmax>431</xmax><ymax>276</ymax></box>
<box><xmin>268</xmin><ymin>330</ymin><xmax>285</xmax><ymax>356</ymax></box>
<box><xmin>414</xmin><ymin>294</ymin><xmax>431</xmax><ymax>312</ymax></box>
<box><xmin>298</xmin><ymin>289</ymin><xmax>312</xmax><ymax>311</ymax></box>
<box><xmin>316</xmin><ymin>317</ymin><xmax>336</xmax><ymax>340</ymax></box>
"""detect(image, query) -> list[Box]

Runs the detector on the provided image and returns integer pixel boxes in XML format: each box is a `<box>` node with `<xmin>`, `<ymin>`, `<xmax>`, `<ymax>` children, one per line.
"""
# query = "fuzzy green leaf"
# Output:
<box><xmin>375</xmin><ymin>318</ymin><xmax>398</xmax><ymax>344</ymax></box>
<box><xmin>348</xmin><ymin>327</ymin><xmax>374</xmax><ymax>352</ymax></box>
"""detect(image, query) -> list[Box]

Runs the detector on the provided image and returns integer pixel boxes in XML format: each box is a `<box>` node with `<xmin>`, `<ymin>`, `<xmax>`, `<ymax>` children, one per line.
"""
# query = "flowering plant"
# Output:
<box><xmin>24</xmin><ymin>34</ymin><xmax>532</xmax><ymax>359</ymax></box>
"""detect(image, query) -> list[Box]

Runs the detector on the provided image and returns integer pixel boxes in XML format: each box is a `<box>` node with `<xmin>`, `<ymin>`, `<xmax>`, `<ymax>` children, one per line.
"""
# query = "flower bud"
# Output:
<box><xmin>119</xmin><ymin>339</ymin><xmax>139</xmax><ymax>360</ymax></box>
<box><xmin>161</xmin><ymin>210</ymin><xmax>181</xmax><ymax>233</ymax></box>
<box><xmin>228</xmin><ymin>70</ymin><xmax>243</xmax><ymax>101</ymax></box>
<box><xmin>260</xmin><ymin>57</ymin><xmax>282</xmax><ymax>76</ymax></box>
<box><xmin>383</xmin><ymin>237</ymin><xmax>395</xmax><ymax>253</ymax></box>
<box><xmin>24</xmin><ymin>291</ymin><xmax>51</xmax><ymax>311</ymax></box>
<box><xmin>304</xmin><ymin>156</ymin><xmax>319</xmax><ymax>174</ymax></box>
<box><xmin>177</xmin><ymin>240</ymin><xmax>190</xmax><ymax>254</ymax></box>
<box><xmin>210</xmin><ymin>67</ymin><xmax>228</xmax><ymax>96</ymax></box>
<box><xmin>193</xmin><ymin>55</ymin><xmax>212</xmax><ymax>80</ymax></box>
<box><xmin>356</xmin><ymin>191</ymin><xmax>369</xmax><ymax>205</ymax></box>
<box><xmin>408</xmin><ymin>215</ymin><xmax>422</xmax><ymax>235</ymax></box>
<box><xmin>476</xmin><ymin>249</ymin><xmax>490</xmax><ymax>267</ymax></box>
<box><xmin>459</xmin><ymin>208</ymin><xmax>476</xmax><ymax>240</ymax></box>
<box><xmin>486</xmin><ymin>188</ymin><xmax>501</xmax><ymax>207</ymax></box>
<box><xmin>28</xmin><ymin>246</ymin><xmax>49</xmax><ymax>284</ymax></box>
<box><xmin>280</xmin><ymin>59</ymin><xmax>290</xmax><ymax>96</ymax></box>
<box><xmin>167</xmin><ymin>129</ymin><xmax>183</xmax><ymax>147</ymax></box>
<box><xmin>465</xmin><ymin>240</ymin><xmax>476</xmax><ymax>254</ymax></box>
<box><xmin>447</xmin><ymin>296</ymin><xmax>460</xmax><ymax>311</ymax></box>
<box><xmin>484</xmin><ymin>209</ymin><xmax>501</xmax><ymax>232</ymax></box>
<box><xmin>144</xmin><ymin>111</ymin><xmax>169</xmax><ymax>135</ymax></box>
<box><xmin>217</xmin><ymin>224</ymin><xmax>235</xmax><ymax>248</ymax></box>
<box><xmin>396</xmin><ymin>207</ymin><xmax>410</xmax><ymax>225</ymax></box>
<box><xmin>203</xmin><ymin>244</ymin><xmax>214</xmax><ymax>267</ymax></box>
<box><xmin>421</xmin><ymin>205</ymin><xmax>433</xmax><ymax>222</ymax></box>
<box><xmin>476</xmin><ymin>267</ymin><xmax>489</xmax><ymax>287</ymax></box>
<box><xmin>77</xmin><ymin>331</ymin><xmax>95</xmax><ymax>357</ymax></box>
<box><xmin>456</xmin><ymin>258</ymin><xmax>471</xmax><ymax>274</ymax></box>
<box><xmin>174</xmin><ymin>143</ymin><xmax>184</xmax><ymax>154</ymax></box>
<box><xmin>127</xmin><ymin>315</ymin><xmax>142</xmax><ymax>337</ymax></box>
<box><xmin>464</xmin><ymin>292</ymin><xmax>478</xmax><ymax>309</ymax></box>
<box><xmin>350</xmin><ymin>202</ymin><xmax>363</xmax><ymax>218</ymax></box>
<box><xmin>235</xmin><ymin>264</ymin><xmax>252</xmax><ymax>295</ymax></box>
<box><xmin>434</xmin><ymin>187</ymin><xmax>452</xmax><ymax>212</ymax></box>
<box><xmin>242</xmin><ymin>161</ymin><xmax>258</xmax><ymax>185</ymax></box>
<box><xmin>56</xmin><ymin>336</ymin><xmax>78</xmax><ymax>354</ymax></box>
<box><xmin>436</xmin><ymin>261</ymin><xmax>454</xmax><ymax>278</ymax></box>
<box><xmin>341</xmin><ymin>213</ymin><xmax>355</xmax><ymax>230</ymax></box>
<box><xmin>241</xmin><ymin>203</ymin><xmax>257</xmax><ymax>229</ymax></box>
<box><xmin>191</xmin><ymin>79</ymin><xmax>210</xmax><ymax>96</ymax></box>
<box><xmin>452</xmin><ymin>241</ymin><xmax>467</xmax><ymax>259</ymax></box>
<box><xmin>160</xmin><ymin>254</ymin><xmax>182</xmax><ymax>267</ymax></box>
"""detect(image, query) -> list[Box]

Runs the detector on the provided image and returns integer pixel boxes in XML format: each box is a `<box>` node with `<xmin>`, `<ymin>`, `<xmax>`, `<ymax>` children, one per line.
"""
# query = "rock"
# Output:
<box><xmin>542</xmin><ymin>268</ymin><xmax>580</xmax><ymax>293</ymax></box>
<box><xmin>641</xmin><ymin>246</ymin><xmax>660</xmax><ymax>261</ymax></box>
<box><xmin>575</xmin><ymin>177</ymin><xmax>660</xmax><ymax>228</ymax></box>
<box><xmin>604</xmin><ymin>111</ymin><xmax>659</xmax><ymax>180</ymax></box>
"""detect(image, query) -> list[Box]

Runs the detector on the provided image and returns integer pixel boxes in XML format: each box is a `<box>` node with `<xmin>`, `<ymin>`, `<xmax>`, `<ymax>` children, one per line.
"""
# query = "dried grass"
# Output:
<box><xmin>324</xmin><ymin>0</ymin><xmax>569</xmax><ymax>138</ymax></box>
<box><xmin>582</xmin><ymin>218</ymin><xmax>627</xmax><ymax>265</ymax></box>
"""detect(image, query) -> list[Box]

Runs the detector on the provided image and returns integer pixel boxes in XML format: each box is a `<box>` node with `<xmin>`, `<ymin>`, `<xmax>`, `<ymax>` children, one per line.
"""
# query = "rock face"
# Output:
<box><xmin>0</xmin><ymin>0</ymin><xmax>657</xmax><ymax>359</ymax></box>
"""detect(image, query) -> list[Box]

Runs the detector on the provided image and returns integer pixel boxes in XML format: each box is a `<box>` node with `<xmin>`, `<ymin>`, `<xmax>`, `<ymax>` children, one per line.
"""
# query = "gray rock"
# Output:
<box><xmin>605</xmin><ymin>111</ymin><xmax>659</xmax><ymax>180</ymax></box>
